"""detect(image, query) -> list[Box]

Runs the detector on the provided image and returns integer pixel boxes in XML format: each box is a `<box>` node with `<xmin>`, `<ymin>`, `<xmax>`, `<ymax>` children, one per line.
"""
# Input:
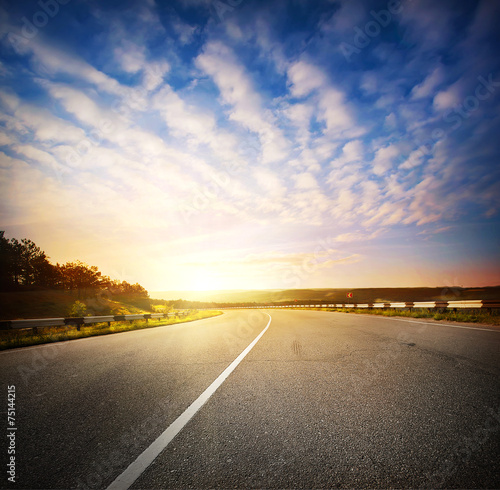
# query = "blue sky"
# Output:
<box><xmin>0</xmin><ymin>0</ymin><xmax>499</xmax><ymax>291</ymax></box>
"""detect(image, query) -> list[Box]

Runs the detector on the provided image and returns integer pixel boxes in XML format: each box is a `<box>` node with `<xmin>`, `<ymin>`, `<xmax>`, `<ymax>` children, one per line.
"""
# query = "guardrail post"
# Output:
<box><xmin>65</xmin><ymin>317</ymin><xmax>84</xmax><ymax>331</ymax></box>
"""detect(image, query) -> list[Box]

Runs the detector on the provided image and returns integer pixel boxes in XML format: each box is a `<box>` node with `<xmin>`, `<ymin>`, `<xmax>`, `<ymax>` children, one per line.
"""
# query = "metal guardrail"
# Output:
<box><xmin>0</xmin><ymin>311</ymin><xmax>189</xmax><ymax>331</ymax></box>
<box><xmin>2</xmin><ymin>301</ymin><xmax>498</xmax><ymax>330</ymax></box>
<box><xmin>205</xmin><ymin>300</ymin><xmax>500</xmax><ymax>310</ymax></box>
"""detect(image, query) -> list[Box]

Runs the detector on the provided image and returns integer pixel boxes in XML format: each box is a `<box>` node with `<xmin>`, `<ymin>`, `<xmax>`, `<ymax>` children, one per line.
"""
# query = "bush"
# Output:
<box><xmin>68</xmin><ymin>300</ymin><xmax>87</xmax><ymax>317</ymax></box>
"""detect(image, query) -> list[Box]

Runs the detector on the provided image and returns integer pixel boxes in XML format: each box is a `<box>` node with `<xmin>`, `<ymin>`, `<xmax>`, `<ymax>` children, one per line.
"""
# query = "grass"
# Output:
<box><xmin>0</xmin><ymin>310</ymin><xmax>223</xmax><ymax>351</ymax></box>
<box><xmin>323</xmin><ymin>307</ymin><xmax>500</xmax><ymax>325</ymax></box>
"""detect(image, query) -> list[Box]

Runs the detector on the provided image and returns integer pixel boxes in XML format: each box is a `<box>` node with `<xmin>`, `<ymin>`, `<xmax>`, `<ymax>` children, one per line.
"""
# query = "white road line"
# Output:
<box><xmin>107</xmin><ymin>313</ymin><xmax>272</xmax><ymax>490</ymax></box>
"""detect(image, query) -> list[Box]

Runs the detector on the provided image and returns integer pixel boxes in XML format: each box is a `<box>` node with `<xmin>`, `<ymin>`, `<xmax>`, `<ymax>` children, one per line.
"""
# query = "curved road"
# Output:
<box><xmin>1</xmin><ymin>310</ymin><xmax>499</xmax><ymax>489</ymax></box>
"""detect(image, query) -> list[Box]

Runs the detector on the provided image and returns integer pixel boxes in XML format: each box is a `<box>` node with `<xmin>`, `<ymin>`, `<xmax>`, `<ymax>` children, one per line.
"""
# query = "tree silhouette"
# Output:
<box><xmin>0</xmin><ymin>232</ymin><xmax>150</xmax><ymax>309</ymax></box>
<box><xmin>0</xmin><ymin>233</ymin><xmax>54</xmax><ymax>290</ymax></box>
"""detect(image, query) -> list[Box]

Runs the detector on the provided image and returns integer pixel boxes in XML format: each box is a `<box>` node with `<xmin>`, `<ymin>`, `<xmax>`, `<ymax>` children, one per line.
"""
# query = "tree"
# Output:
<box><xmin>0</xmin><ymin>232</ymin><xmax>56</xmax><ymax>290</ymax></box>
<box><xmin>0</xmin><ymin>233</ymin><xmax>150</xmax><ymax>311</ymax></box>
<box><xmin>0</xmin><ymin>231</ymin><xmax>14</xmax><ymax>291</ymax></box>
<box><xmin>56</xmin><ymin>261</ymin><xmax>104</xmax><ymax>296</ymax></box>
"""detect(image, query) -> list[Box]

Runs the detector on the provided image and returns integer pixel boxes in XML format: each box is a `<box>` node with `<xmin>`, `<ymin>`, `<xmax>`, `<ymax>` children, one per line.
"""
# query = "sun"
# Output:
<box><xmin>188</xmin><ymin>270</ymin><xmax>224</xmax><ymax>291</ymax></box>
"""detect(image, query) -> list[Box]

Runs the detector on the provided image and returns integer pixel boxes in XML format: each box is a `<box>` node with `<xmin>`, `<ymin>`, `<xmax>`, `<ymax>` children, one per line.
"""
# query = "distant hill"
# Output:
<box><xmin>151</xmin><ymin>287</ymin><xmax>500</xmax><ymax>305</ymax></box>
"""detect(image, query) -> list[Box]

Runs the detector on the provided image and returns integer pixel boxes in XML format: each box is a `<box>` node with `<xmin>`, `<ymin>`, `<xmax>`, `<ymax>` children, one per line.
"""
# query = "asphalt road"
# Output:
<box><xmin>1</xmin><ymin>310</ymin><xmax>499</xmax><ymax>489</ymax></box>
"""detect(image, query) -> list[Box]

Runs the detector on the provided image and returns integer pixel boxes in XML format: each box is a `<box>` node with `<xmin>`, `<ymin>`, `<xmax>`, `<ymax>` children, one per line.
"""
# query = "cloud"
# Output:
<box><xmin>433</xmin><ymin>79</ymin><xmax>464</xmax><ymax>111</ymax></box>
<box><xmin>339</xmin><ymin>139</ymin><xmax>364</xmax><ymax>164</ymax></box>
<box><xmin>30</xmin><ymin>41</ymin><xmax>124</xmax><ymax>96</ymax></box>
<box><xmin>411</xmin><ymin>65</ymin><xmax>445</xmax><ymax>99</ymax></box>
<box><xmin>185</xmin><ymin>249</ymin><xmax>363</xmax><ymax>270</ymax></box>
<box><xmin>114</xmin><ymin>42</ymin><xmax>146</xmax><ymax>73</ymax></box>
<box><xmin>399</xmin><ymin>149</ymin><xmax>425</xmax><ymax>170</ymax></box>
<box><xmin>0</xmin><ymin>131</ymin><xmax>13</xmax><ymax>146</ymax></box>
<box><xmin>335</xmin><ymin>230</ymin><xmax>380</xmax><ymax>243</ymax></box>
<box><xmin>286</xmin><ymin>60</ymin><xmax>362</xmax><ymax>140</ymax></box>
<box><xmin>196</xmin><ymin>41</ymin><xmax>289</xmax><ymax>163</ymax></box>
<box><xmin>292</xmin><ymin>172</ymin><xmax>318</xmax><ymax>189</ymax></box>
<box><xmin>287</xmin><ymin>60</ymin><xmax>326</xmax><ymax>98</ymax></box>
<box><xmin>318</xmin><ymin>87</ymin><xmax>357</xmax><ymax>138</ymax></box>
<box><xmin>252</xmin><ymin>167</ymin><xmax>287</xmax><ymax>198</ymax></box>
<box><xmin>14</xmin><ymin>104</ymin><xmax>86</xmax><ymax>144</ymax></box>
<box><xmin>371</xmin><ymin>144</ymin><xmax>399</xmax><ymax>175</ymax></box>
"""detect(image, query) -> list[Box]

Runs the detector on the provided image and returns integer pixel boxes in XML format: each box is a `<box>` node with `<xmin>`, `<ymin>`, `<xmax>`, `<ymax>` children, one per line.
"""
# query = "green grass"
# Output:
<box><xmin>324</xmin><ymin>307</ymin><xmax>500</xmax><ymax>325</ymax></box>
<box><xmin>0</xmin><ymin>310</ymin><xmax>223</xmax><ymax>351</ymax></box>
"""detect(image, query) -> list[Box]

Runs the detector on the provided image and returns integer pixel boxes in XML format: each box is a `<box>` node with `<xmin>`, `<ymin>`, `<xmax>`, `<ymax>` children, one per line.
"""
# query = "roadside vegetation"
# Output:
<box><xmin>323</xmin><ymin>307</ymin><xmax>500</xmax><ymax>326</ymax></box>
<box><xmin>0</xmin><ymin>231</ymin><xmax>151</xmax><ymax>319</ymax></box>
<box><xmin>0</xmin><ymin>310</ymin><xmax>223</xmax><ymax>351</ymax></box>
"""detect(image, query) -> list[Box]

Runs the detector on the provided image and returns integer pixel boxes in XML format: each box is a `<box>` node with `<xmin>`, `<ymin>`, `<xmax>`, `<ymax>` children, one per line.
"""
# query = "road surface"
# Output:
<box><xmin>1</xmin><ymin>309</ymin><xmax>499</xmax><ymax>489</ymax></box>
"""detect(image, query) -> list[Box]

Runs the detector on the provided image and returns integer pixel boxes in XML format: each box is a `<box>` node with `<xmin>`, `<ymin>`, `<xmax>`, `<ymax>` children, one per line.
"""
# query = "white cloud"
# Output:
<box><xmin>173</xmin><ymin>20</ymin><xmax>198</xmax><ymax>45</ymax></box>
<box><xmin>335</xmin><ymin>230</ymin><xmax>380</xmax><ymax>243</ymax></box>
<box><xmin>292</xmin><ymin>172</ymin><xmax>318</xmax><ymax>189</ymax></box>
<box><xmin>187</xmin><ymin>248</ymin><xmax>362</xmax><ymax>270</ymax></box>
<box><xmin>42</xmin><ymin>82</ymin><xmax>118</xmax><ymax>130</ymax></box>
<box><xmin>411</xmin><ymin>65</ymin><xmax>445</xmax><ymax>99</ymax></box>
<box><xmin>318</xmin><ymin>87</ymin><xmax>356</xmax><ymax>138</ymax></box>
<box><xmin>253</xmin><ymin>167</ymin><xmax>287</xmax><ymax>198</ymax></box>
<box><xmin>15</xmin><ymin>104</ymin><xmax>86</xmax><ymax>144</ymax></box>
<box><xmin>114</xmin><ymin>42</ymin><xmax>146</xmax><ymax>73</ymax></box>
<box><xmin>287</xmin><ymin>60</ymin><xmax>326</xmax><ymax>98</ymax></box>
<box><xmin>30</xmin><ymin>41</ymin><xmax>124</xmax><ymax>96</ymax></box>
<box><xmin>340</xmin><ymin>139</ymin><xmax>363</xmax><ymax>164</ymax></box>
<box><xmin>287</xmin><ymin>60</ymin><xmax>363</xmax><ymax>140</ymax></box>
<box><xmin>0</xmin><ymin>131</ymin><xmax>14</xmax><ymax>146</ymax></box>
<box><xmin>371</xmin><ymin>144</ymin><xmax>399</xmax><ymax>176</ymax></box>
<box><xmin>0</xmin><ymin>89</ymin><xmax>20</xmax><ymax>112</ymax></box>
<box><xmin>12</xmin><ymin>144</ymin><xmax>59</xmax><ymax>168</ymax></box>
<box><xmin>433</xmin><ymin>79</ymin><xmax>463</xmax><ymax>111</ymax></box>
<box><xmin>196</xmin><ymin>41</ymin><xmax>288</xmax><ymax>163</ymax></box>
<box><xmin>399</xmin><ymin>149</ymin><xmax>425</xmax><ymax>170</ymax></box>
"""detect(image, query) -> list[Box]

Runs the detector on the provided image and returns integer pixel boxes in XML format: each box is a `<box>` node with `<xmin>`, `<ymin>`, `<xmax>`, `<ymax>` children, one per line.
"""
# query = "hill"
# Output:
<box><xmin>151</xmin><ymin>286</ymin><xmax>500</xmax><ymax>305</ymax></box>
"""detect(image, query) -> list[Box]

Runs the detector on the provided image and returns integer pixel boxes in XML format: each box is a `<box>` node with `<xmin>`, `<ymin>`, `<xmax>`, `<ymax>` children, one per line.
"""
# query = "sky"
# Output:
<box><xmin>0</xmin><ymin>0</ymin><xmax>499</xmax><ymax>293</ymax></box>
